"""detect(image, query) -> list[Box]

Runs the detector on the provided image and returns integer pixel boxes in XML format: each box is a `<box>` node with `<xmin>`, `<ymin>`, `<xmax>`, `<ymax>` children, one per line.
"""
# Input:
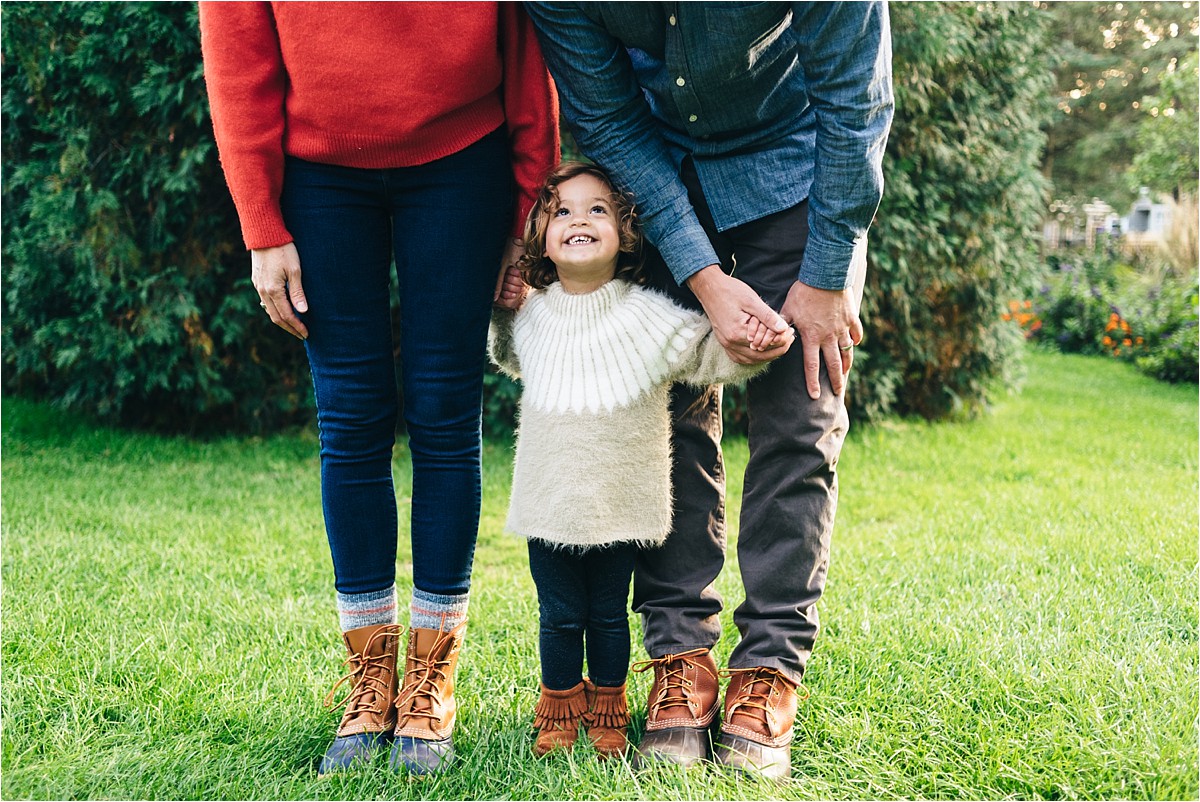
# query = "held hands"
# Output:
<box><xmin>253</xmin><ymin>243</ymin><xmax>308</xmax><ymax>340</ymax></box>
<box><xmin>493</xmin><ymin>238</ymin><xmax>528</xmax><ymax>311</ymax></box>
<box><xmin>685</xmin><ymin>265</ymin><xmax>793</xmax><ymax>365</ymax></box>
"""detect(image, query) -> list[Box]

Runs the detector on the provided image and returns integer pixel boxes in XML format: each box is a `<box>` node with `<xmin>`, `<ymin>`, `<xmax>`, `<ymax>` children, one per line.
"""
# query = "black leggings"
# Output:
<box><xmin>527</xmin><ymin>539</ymin><xmax>636</xmax><ymax>690</ymax></box>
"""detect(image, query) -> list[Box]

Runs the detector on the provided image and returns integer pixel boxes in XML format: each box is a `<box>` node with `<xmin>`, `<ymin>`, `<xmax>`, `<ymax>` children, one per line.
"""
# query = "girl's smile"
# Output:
<box><xmin>545</xmin><ymin>173</ymin><xmax>621</xmax><ymax>292</ymax></box>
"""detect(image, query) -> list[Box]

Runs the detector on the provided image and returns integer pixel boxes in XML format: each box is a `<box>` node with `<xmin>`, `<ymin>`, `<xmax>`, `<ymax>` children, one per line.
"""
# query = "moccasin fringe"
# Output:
<box><xmin>584</xmin><ymin>682</ymin><xmax>630</xmax><ymax>729</ymax></box>
<box><xmin>532</xmin><ymin>682</ymin><xmax>589</xmax><ymax>731</ymax></box>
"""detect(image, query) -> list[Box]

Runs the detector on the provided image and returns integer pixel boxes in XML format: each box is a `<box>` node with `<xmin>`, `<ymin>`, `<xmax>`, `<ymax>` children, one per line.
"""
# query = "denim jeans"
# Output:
<box><xmin>527</xmin><ymin>540</ymin><xmax>637</xmax><ymax>690</ymax></box>
<box><xmin>280</xmin><ymin>129</ymin><xmax>512</xmax><ymax>597</ymax></box>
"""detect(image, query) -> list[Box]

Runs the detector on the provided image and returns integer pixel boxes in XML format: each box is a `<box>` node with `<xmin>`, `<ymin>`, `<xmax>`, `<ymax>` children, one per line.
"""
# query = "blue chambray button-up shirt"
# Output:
<box><xmin>525</xmin><ymin>2</ymin><xmax>894</xmax><ymax>291</ymax></box>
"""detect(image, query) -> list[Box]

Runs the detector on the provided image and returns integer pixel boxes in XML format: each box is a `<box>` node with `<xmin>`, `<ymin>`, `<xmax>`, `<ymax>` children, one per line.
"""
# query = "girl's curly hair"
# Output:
<box><xmin>516</xmin><ymin>161</ymin><xmax>645</xmax><ymax>290</ymax></box>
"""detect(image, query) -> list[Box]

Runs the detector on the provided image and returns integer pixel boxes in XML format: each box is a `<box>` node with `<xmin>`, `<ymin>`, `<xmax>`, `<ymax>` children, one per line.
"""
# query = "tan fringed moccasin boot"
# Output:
<box><xmin>532</xmin><ymin>681</ymin><xmax>589</xmax><ymax>756</ymax></box>
<box><xmin>584</xmin><ymin>680</ymin><xmax>630</xmax><ymax>759</ymax></box>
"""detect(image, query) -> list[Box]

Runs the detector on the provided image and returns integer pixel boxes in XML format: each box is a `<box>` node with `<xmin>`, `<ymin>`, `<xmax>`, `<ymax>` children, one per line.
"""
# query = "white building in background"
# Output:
<box><xmin>1043</xmin><ymin>187</ymin><xmax>1174</xmax><ymax>250</ymax></box>
<box><xmin>1044</xmin><ymin>198</ymin><xmax>1119</xmax><ymax>249</ymax></box>
<box><xmin>1120</xmin><ymin>187</ymin><xmax>1173</xmax><ymax>247</ymax></box>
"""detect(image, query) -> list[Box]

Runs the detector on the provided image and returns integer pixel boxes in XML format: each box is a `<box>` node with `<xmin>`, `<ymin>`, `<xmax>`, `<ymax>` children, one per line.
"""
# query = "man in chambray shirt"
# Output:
<box><xmin>525</xmin><ymin>2</ymin><xmax>893</xmax><ymax>778</ymax></box>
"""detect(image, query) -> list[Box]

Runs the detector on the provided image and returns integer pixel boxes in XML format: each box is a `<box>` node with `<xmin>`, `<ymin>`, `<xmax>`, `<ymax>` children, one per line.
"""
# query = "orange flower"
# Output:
<box><xmin>1105</xmin><ymin>320</ymin><xmax>1117</xmax><ymax>332</ymax></box>
<box><xmin>1114</xmin><ymin>348</ymin><xmax>1121</xmax><ymax>356</ymax></box>
<box><xmin>1136</xmin><ymin>336</ymin><xmax>1144</xmax><ymax>345</ymax></box>
<box><xmin>1121</xmin><ymin>320</ymin><xmax>1131</xmax><ymax>333</ymax></box>
<box><xmin>1023</xmin><ymin>300</ymin><xmax>1032</xmax><ymax>309</ymax></box>
<box><xmin>1123</xmin><ymin>338</ymin><xmax>1133</xmax><ymax>346</ymax></box>
<box><xmin>1102</xmin><ymin>335</ymin><xmax>1114</xmax><ymax>346</ymax></box>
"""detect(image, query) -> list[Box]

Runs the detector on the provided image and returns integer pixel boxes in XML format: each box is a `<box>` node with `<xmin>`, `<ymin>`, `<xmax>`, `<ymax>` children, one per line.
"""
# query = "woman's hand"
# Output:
<box><xmin>493</xmin><ymin>238</ymin><xmax>528</xmax><ymax>311</ymax></box>
<box><xmin>252</xmin><ymin>243</ymin><xmax>309</xmax><ymax>340</ymax></box>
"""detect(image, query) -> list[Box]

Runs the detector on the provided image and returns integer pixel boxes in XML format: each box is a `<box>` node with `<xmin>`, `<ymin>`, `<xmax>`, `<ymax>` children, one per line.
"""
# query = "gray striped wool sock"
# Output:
<box><xmin>409</xmin><ymin>588</ymin><xmax>469</xmax><ymax>632</ymax></box>
<box><xmin>336</xmin><ymin>585</ymin><xmax>398</xmax><ymax>632</ymax></box>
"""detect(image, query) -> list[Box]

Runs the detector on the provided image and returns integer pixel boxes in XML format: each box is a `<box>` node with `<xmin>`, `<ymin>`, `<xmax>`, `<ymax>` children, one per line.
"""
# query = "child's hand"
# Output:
<box><xmin>493</xmin><ymin>252</ymin><xmax>528</xmax><ymax>311</ymax></box>
<box><xmin>747</xmin><ymin>315</ymin><xmax>795</xmax><ymax>353</ymax></box>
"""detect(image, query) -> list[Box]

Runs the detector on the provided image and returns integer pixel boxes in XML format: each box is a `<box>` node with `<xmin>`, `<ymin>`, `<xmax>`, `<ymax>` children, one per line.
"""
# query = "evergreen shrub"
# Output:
<box><xmin>2</xmin><ymin>3</ymin><xmax>311</xmax><ymax>433</ymax></box>
<box><xmin>855</xmin><ymin>2</ymin><xmax>1051</xmax><ymax>422</ymax></box>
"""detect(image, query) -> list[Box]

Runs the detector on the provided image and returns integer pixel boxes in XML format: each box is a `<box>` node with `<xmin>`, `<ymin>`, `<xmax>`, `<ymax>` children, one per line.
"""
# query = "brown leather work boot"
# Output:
<box><xmin>584</xmin><ymin>680</ymin><xmax>630</xmax><ymax>759</ymax></box>
<box><xmin>630</xmin><ymin>648</ymin><xmax>719</xmax><ymax>768</ymax></box>
<box><xmin>319</xmin><ymin>624</ymin><xmax>401</xmax><ymax>776</ymax></box>
<box><xmin>532</xmin><ymin>681</ymin><xmax>588</xmax><ymax>756</ymax></box>
<box><xmin>388</xmin><ymin>623</ymin><xmax>466</xmax><ymax>775</ymax></box>
<box><xmin>715</xmin><ymin>666</ymin><xmax>799</xmax><ymax>779</ymax></box>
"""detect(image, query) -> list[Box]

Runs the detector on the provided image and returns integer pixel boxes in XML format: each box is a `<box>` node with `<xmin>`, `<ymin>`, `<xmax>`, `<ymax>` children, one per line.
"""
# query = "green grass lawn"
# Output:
<box><xmin>2</xmin><ymin>349</ymin><xmax>1196</xmax><ymax>800</ymax></box>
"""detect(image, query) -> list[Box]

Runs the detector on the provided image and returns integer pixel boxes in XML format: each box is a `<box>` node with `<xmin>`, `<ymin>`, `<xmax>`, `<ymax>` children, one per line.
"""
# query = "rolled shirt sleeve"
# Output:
<box><xmin>794</xmin><ymin>2</ymin><xmax>894</xmax><ymax>290</ymax></box>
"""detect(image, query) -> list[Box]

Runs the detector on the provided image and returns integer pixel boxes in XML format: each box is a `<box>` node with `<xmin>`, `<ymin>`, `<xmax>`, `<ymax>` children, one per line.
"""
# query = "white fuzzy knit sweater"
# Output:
<box><xmin>489</xmin><ymin>280</ymin><xmax>764</xmax><ymax>549</ymax></box>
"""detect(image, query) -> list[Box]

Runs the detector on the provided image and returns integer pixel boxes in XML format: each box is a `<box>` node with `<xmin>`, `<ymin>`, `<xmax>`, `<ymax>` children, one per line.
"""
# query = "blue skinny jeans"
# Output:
<box><xmin>280</xmin><ymin>129</ymin><xmax>512</xmax><ymax>597</ymax></box>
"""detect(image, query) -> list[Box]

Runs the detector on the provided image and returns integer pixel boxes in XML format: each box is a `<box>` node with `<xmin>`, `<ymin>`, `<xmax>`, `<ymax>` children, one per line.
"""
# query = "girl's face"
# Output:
<box><xmin>544</xmin><ymin>174</ymin><xmax>621</xmax><ymax>287</ymax></box>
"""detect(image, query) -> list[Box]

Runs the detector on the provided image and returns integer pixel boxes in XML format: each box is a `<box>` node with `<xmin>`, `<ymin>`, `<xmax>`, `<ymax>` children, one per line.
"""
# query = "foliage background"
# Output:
<box><xmin>2</xmin><ymin>3</ymin><xmax>310</xmax><ymax>433</ymax></box>
<box><xmin>1044</xmin><ymin>1</ymin><xmax>1198</xmax><ymax>208</ymax></box>
<box><xmin>4</xmin><ymin>2</ymin><xmax>1191</xmax><ymax>435</ymax></box>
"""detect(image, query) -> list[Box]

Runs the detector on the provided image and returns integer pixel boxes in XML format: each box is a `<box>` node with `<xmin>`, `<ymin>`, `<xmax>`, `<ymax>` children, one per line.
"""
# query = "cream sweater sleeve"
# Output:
<box><xmin>488</xmin><ymin>308</ymin><xmax>521</xmax><ymax>379</ymax></box>
<box><xmin>670</xmin><ymin>314</ymin><xmax>770</xmax><ymax>388</ymax></box>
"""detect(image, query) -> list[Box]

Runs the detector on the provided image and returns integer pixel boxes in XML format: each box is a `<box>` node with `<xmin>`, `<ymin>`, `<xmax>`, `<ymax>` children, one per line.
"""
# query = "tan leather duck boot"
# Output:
<box><xmin>584</xmin><ymin>680</ymin><xmax>631</xmax><ymax>759</ymax></box>
<box><xmin>532</xmin><ymin>681</ymin><xmax>589</xmax><ymax>756</ymax></box>
<box><xmin>388</xmin><ymin>623</ymin><xmax>466</xmax><ymax>776</ymax></box>
<box><xmin>715</xmin><ymin>667</ymin><xmax>800</xmax><ymax>780</ymax></box>
<box><xmin>630</xmin><ymin>648</ymin><xmax>719</xmax><ymax>768</ymax></box>
<box><xmin>319</xmin><ymin>624</ymin><xmax>401</xmax><ymax>776</ymax></box>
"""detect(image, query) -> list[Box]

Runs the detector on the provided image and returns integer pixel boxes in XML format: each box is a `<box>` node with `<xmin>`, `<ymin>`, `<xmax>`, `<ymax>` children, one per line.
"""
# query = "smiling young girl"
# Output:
<box><xmin>489</xmin><ymin>162</ymin><xmax>788</xmax><ymax>759</ymax></box>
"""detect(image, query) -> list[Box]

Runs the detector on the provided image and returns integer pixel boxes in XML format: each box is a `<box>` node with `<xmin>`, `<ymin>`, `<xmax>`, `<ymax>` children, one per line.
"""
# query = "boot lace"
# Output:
<box><xmin>632</xmin><ymin>648</ymin><xmax>714</xmax><ymax>713</ymax></box>
<box><xmin>323</xmin><ymin>625</ymin><xmax>400</xmax><ymax>719</ymax></box>
<box><xmin>720</xmin><ymin>667</ymin><xmax>806</xmax><ymax>729</ymax></box>
<box><xmin>395</xmin><ymin>628</ymin><xmax>456</xmax><ymax>725</ymax></box>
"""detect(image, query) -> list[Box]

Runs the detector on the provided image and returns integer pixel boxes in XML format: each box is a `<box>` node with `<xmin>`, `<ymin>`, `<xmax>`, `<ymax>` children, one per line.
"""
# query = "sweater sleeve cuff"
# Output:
<box><xmin>237</xmin><ymin>201</ymin><xmax>293</xmax><ymax>251</ymax></box>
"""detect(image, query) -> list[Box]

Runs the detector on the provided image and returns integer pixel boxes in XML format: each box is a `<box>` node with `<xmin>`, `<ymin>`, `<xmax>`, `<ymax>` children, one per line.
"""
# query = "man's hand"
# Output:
<box><xmin>494</xmin><ymin>238</ymin><xmax>528</xmax><ymax>311</ymax></box>
<box><xmin>686</xmin><ymin>265</ymin><xmax>792</xmax><ymax>365</ymax></box>
<box><xmin>252</xmin><ymin>243</ymin><xmax>308</xmax><ymax>340</ymax></box>
<box><xmin>781</xmin><ymin>280</ymin><xmax>863</xmax><ymax>399</ymax></box>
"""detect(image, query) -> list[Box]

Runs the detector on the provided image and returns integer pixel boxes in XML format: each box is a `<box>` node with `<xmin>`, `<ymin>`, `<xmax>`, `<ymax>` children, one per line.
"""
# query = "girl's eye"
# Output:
<box><xmin>554</xmin><ymin>208</ymin><xmax>569</xmax><ymax>217</ymax></box>
<box><xmin>590</xmin><ymin>205</ymin><xmax>608</xmax><ymax>215</ymax></box>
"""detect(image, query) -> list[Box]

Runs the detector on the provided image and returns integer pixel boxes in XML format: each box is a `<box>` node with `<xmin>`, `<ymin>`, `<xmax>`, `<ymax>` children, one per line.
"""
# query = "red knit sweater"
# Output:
<box><xmin>199</xmin><ymin>2</ymin><xmax>560</xmax><ymax>249</ymax></box>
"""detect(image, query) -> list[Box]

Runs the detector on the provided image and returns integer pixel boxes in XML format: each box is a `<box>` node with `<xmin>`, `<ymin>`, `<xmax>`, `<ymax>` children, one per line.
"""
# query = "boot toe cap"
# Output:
<box><xmin>318</xmin><ymin>731</ymin><xmax>391</xmax><ymax>776</ymax></box>
<box><xmin>714</xmin><ymin>731</ymin><xmax>791</xmax><ymax>779</ymax></box>
<box><xmin>389</xmin><ymin>735</ymin><xmax>455</xmax><ymax>775</ymax></box>
<box><xmin>632</xmin><ymin>726</ymin><xmax>712</xmax><ymax>769</ymax></box>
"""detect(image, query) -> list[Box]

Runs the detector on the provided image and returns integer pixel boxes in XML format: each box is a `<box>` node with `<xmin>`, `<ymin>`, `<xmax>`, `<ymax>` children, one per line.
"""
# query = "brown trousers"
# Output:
<box><xmin>633</xmin><ymin>161</ymin><xmax>848</xmax><ymax>685</ymax></box>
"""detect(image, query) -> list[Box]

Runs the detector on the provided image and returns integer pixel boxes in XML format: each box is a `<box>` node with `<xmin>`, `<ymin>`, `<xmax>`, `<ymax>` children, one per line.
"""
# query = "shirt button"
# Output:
<box><xmin>689</xmin><ymin>114</ymin><xmax>698</xmax><ymax>122</ymax></box>
<box><xmin>676</xmin><ymin>76</ymin><xmax>686</xmax><ymax>87</ymax></box>
<box><xmin>669</xmin><ymin>14</ymin><xmax>677</xmax><ymax>25</ymax></box>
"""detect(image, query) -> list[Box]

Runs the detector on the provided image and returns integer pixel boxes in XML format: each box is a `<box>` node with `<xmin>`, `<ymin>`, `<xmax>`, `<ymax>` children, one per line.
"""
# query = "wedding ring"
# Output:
<box><xmin>259</xmin><ymin>301</ymin><xmax>267</xmax><ymax>308</ymax></box>
<box><xmin>839</xmin><ymin>343</ymin><xmax>854</xmax><ymax>351</ymax></box>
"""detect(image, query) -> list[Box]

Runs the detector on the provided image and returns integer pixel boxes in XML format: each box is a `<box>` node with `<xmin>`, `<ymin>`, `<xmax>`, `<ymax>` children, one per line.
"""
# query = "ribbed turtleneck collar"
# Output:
<box><xmin>540</xmin><ymin>278</ymin><xmax>631</xmax><ymax>316</ymax></box>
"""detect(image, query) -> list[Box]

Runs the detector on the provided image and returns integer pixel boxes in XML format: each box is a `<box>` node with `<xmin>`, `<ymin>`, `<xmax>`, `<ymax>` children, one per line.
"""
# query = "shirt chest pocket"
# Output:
<box><xmin>702</xmin><ymin>3</ymin><xmax>794</xmax><ymax>76</ymax></box>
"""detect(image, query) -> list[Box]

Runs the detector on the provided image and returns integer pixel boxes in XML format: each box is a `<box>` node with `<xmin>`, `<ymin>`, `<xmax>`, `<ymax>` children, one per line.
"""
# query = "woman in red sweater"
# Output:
<box><xmin>199</xmin><ymin>3</ymin><xmax>558</xmax><ymax>776</ymax></box>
